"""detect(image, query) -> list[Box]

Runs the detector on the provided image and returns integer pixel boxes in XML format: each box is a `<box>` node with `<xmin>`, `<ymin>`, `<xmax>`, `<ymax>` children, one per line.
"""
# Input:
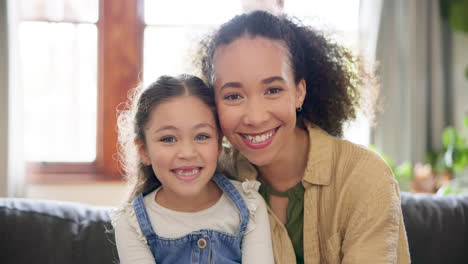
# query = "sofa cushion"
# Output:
<box><xmin>0</xmin><ymin>198</ymin><xmax>118</xmax><ymax>264</ymax></box>
<box><xmin>401</xmin><ymin>192</ymin><xmax>468</xmax><ymax>264</ymax></box>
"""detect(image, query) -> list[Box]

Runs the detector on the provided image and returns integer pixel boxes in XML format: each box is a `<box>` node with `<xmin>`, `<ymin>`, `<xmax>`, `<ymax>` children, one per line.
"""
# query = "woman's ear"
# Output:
<box><xmin>134</xmin><ymin>138</ymin><xmax>151</xmax><ymax>166</ymax></box>
<box><xmin>296</xmin><ymin>79</ymin><xmax>307</xmax><ymax>108</ymax></box>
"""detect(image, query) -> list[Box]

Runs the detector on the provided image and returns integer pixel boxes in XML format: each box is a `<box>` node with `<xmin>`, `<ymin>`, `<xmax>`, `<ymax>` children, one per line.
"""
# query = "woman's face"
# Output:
<box><xmin>213</xmin><ymin>36</ymin><xmax>306</xmax><ymax>166</ymax></box>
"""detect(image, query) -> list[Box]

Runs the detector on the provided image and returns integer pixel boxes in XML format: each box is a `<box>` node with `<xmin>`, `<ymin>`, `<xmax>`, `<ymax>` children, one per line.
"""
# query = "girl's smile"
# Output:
<box><xmin>171</xmin><ymin>166</ymin><xmax>203</xmax><ymax>182</ymax></box>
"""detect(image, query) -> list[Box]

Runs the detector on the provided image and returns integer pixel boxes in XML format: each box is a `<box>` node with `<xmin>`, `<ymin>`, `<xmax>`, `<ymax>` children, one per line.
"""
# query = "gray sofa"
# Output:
<box><xmin>1</xmin><ymin>192</ymin><xmax>468</xmax><ymax>264</ymax></box>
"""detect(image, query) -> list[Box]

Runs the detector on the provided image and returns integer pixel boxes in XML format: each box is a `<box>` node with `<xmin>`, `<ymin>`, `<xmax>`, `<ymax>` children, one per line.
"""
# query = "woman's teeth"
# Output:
<box><xmin>243</xmin><ymin>131</ymin><xmax>274</xmax><ymax>143</ymax></box>
<box><xmin>173</xmin><ymin>168</ymin><xmax>200</xmax><ymax>176</ymax></box>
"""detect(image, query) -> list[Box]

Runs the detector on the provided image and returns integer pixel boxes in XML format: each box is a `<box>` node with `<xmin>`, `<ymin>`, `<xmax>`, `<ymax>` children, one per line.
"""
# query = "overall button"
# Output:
<box><xmin>197</xmin><ymin>238</ymin><xmax>207</xmax><ymax>249</ymax></box>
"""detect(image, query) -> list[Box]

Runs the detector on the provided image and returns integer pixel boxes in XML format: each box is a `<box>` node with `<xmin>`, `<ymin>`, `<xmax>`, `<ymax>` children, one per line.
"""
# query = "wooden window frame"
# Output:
<box><xmin>27</xmin><ymin>0</ymin><xmax>144</xmax><ymax>183</ymax></box>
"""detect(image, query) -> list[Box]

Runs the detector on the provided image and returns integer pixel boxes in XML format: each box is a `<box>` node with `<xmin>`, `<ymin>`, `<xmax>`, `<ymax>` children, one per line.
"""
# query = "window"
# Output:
<box><xmin>21</xmin><ymin>0</ymin><xmax>143</xmax><ymax>182</ymax></box>
<box><xmin>143</xmin><ymin>0</ymin><xmax>242</xmax><ymax>83</ymax></box>
<box><xmin>284</xmin><ymin>0</ymin><xmax>369</xmax><ymax>146</ymax></box>
<box><xmin>19</xmin><ymin>1</ymin><xmax>98</xmax><ymax>162</ymax></box>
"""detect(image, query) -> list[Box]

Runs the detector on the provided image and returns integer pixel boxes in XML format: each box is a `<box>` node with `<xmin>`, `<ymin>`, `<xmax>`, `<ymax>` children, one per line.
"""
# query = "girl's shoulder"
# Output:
<box><xmin>228</xmin><ymin>179</ymin><xmax>266</xmax><ymax>227</ymax></box>
<box><xmin>109</xmin><ymin>201</ymin><xmax>147</xmax><ymax>243</ymax></box>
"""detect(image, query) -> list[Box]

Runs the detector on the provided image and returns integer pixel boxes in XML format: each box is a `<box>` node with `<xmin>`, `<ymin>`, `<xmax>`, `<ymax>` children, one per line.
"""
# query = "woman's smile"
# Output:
<box><xmin>238</xmin><ymin>127</ymin><xmax>279</xmax><ymax>149</ymax></box>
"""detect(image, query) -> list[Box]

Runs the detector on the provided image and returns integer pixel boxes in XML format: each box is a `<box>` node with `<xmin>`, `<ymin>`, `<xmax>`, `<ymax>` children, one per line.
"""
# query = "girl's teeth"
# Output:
<box><xmin>174</xmin><ymin>168</ymin><xmax>199</xmax><ymax>176</ymax></box>
<box><xmin>245</xmin><ymin>131</ymin><xmax>273</xmax><ymax>143</ymax></box>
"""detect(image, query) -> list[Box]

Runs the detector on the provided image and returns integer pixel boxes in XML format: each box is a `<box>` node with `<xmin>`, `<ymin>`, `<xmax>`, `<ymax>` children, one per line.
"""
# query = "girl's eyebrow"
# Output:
<box><xmin>154</xmin><ymin>125</ymin><xmax>177</xmax><ymax>134</ymax></box>
<box><xmin>153</xmin><ymin>123</ymin><xmax>215</xmax><ymax>134</ymax></box>
<box><xmin>194</xmin><ymin>123</ymin><xmax>216</xmax><ymax>130</ymax></box>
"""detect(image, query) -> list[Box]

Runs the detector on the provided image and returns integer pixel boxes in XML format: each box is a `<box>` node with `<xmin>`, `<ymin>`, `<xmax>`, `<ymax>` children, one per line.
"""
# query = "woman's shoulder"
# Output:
<box><xmin>333</xmin><ymin>137</ymin><xmax>394</xmax><ymax>181</ymax></box>
<box><xmin>305</xmin><ymin>123</ymin><xmax>394</xmax><ymax>186</ymax></box>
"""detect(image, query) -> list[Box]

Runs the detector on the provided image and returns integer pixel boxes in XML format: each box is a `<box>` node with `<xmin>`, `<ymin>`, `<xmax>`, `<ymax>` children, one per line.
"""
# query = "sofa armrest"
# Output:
<box><xmin>401</xmin><ymin>192</ymin><xmax>468</xmax><ymax>264</ymax></box>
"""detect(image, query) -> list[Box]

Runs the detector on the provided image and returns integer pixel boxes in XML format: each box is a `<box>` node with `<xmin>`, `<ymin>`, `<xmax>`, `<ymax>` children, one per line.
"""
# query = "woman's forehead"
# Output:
<box><xmin>212</xmin><ymin>36</ymin><xmax>292</xmax><ymax>83</ymax></box>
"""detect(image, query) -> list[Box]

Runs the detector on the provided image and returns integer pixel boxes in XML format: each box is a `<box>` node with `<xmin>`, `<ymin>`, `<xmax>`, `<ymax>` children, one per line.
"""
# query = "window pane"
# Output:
<box><xmin>18</xmin><ymin>0</ymin><xmax>98</xmax><ymax>23</ymax></box>
<box><xmin>144</xmin><ymin>0</ymin><xmax>242</xmax><ymax>25</ymax></box>
<box><xmin>144</xmin><ymin>26</ymin><xmax>210</xmax><ymax>84</ymax></box>
<box><xmin>19</xmin><ymin>22</ymin><xmax>97</xmax><ymax>162</ymax></box>
<box><xmin>284</xmin><ymin>0</ymin><xmax>360</xmax><ymax>32</ymax></box>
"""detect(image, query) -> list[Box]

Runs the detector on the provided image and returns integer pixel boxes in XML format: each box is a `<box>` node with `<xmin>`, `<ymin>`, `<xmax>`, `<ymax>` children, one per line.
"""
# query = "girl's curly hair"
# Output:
<box><xmin>117</xmin><ymin>75</ymin><xmax>218</xmax><ymax>202</ymax></box>
<box><xmin>195</xmin><ymin>10</ymin><xmax>377</xmax><ymax>137</ymax></box>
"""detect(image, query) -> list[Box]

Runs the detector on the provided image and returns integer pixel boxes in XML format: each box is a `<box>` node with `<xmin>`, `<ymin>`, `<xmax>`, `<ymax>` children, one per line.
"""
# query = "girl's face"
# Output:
<box><xmin>138</xmin><ymin>96</ymin><xmax>220</xmax><ymax>199</ymax></box>
<box><xmin>213</xmin><ymin>36</ymin><xmax>306</xmax><ymax>166</ymax></box>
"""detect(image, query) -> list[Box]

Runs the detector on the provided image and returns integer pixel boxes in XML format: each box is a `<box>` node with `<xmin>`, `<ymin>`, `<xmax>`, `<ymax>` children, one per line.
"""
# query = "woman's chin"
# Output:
<box><xmin>239</xmin><ymin>150</ymin><xmax>275</xmax><ymax>167</ymax></box>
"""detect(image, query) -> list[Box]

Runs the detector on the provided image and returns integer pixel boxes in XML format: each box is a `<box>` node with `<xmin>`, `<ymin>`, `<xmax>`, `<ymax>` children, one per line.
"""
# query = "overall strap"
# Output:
<box><xmin>132</xmin><ymin>194</ymin><xmax>158</xmax><ymax>240</ymax></box>
<box><xmin>212</xmin><ymin>174</ymin><xmax>250</xmax><ymax>236</ymax></box>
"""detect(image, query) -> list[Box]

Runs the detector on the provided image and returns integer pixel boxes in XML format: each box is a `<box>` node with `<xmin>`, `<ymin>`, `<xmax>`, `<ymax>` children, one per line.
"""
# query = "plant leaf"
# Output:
<box><xmin>442</xmin><ymin>127</ymin><xmax>457</xmax><ymax>148</ymax></box>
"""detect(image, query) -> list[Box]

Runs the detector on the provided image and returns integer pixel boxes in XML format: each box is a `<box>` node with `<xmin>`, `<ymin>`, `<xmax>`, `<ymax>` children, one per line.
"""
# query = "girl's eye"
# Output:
<box><xmin>195</xmin><ymin>134</ymin><xmax>210</xmax><ymax>141</ymax></box>
<box><xmin>160</xmin><ymin>136</ymin><xmax>176</xmax><ymax>143</ymax></box>
<box><xmin>223</xmin><ymin>93</ymin><xmax>243</xmax><ymax>101</ymax></box>
<box><xmin>265</xmin><ymin>87</ymin><xmax>283</xmax><ymax>95</ymax></box>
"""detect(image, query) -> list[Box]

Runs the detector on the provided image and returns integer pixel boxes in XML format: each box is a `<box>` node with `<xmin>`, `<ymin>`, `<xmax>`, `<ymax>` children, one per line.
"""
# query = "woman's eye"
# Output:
<box><xmin>195</xmin><ymin>134</ymin><xmax>210</xmax><ymax>141</ymax></box>
<box><xmin>265</xmin><ymin>87</ymin><xmax>283</xmax><ymax>95</ymax></box>
<box><xmin>223</xmin><ymin>93</ymin><xmax>243</xmax><ymax>101</ymax></box>
<box><xmin>160</xmin><ymin>136</ymin><xmax>176</xmax><ymax>143</ymax></box>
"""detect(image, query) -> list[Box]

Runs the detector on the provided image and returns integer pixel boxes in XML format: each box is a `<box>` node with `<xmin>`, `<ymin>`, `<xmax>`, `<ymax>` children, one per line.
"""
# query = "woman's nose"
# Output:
<box><xmin>242</xmin><ymin>99</ymin><xmax>269</xmax><ymax>126</ymax></box>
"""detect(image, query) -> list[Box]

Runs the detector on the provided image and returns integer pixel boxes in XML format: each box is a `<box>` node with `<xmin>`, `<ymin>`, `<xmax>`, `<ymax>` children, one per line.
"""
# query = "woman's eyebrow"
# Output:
<box><xmin>261</xmin><ymin>76</ymin><xmax>285</xmax><ymax>84</ymax></box>
<box><xmin>220</xmin><ymin>81</ymin><xmax>242</xmax><ymax>90</ymax></box>
<box><xmin>221</xmin><ymin>76</ymin><xmax>285</xmax><ymax>90</ymax></box>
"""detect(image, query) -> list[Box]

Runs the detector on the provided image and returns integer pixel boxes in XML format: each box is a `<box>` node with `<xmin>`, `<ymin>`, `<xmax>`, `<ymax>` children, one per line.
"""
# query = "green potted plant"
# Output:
<box><xmin>433</xmin><ymin>114</ymin><xmax>468</xmax><ymax>194</ymax></box>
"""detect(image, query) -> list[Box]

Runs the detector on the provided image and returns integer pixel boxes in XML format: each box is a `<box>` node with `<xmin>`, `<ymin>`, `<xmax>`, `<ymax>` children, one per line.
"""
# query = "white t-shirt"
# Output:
<box><xmin>111</xmin><ymin>180</ymin><xmax>274</xmax><ymax>264</ymax></box>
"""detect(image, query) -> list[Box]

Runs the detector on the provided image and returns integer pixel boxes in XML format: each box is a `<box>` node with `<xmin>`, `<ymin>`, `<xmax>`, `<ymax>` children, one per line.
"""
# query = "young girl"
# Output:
<box><xmin>110</xmin><ymin>74</ymin><xmax>274</xmax><ymax>264</ymax></box>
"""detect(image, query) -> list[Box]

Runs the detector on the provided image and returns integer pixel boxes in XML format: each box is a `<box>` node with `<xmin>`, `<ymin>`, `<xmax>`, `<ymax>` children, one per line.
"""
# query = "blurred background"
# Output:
<box><xmin>0</xmin><ymin>0</ymin><xmax>467</xmax><ymax>205</ymax></box>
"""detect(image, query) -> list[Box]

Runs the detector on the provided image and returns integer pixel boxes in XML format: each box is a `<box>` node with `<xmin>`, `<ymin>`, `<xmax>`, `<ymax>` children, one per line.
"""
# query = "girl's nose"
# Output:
<box><xmin>177</xmin><ymin>141</ymin><xmax>197</xmax><ymax>159</ymax></box>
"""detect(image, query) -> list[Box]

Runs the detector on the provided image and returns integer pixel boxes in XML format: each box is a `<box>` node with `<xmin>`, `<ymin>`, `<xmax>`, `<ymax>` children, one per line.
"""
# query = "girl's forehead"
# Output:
<box><xmin>147</xmin><ymin>96</ymin><xmax>216</xmax><ymax>128</ymax></box>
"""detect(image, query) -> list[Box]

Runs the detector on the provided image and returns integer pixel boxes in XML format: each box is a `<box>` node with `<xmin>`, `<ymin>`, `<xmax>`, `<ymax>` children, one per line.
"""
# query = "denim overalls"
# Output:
<box><xmin>132</xmin><ymin>173</ymin><xmax>249</xmax><ymax>264</ymax></box>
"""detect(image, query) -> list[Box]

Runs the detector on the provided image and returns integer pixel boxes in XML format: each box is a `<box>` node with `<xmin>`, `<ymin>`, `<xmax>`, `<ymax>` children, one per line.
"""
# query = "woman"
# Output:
<box><xmin>197</xmin><ymin>10</ymin><xmax>410</xmax><ymax>264</ymax></box>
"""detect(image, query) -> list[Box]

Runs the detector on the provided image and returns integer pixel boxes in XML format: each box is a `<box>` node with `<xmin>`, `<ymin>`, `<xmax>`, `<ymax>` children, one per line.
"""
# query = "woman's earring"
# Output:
<box><xmin>296</xmin><ymin>106</ymin><xmax>302</xmax><ymax>112</ymax></box>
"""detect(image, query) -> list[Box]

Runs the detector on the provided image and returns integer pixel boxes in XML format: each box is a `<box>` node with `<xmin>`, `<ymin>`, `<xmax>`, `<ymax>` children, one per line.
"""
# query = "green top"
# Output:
<box><xmin>259</xmin><ymin>182</ymin><xmax>305</xmax><ymax>264</ymax></box>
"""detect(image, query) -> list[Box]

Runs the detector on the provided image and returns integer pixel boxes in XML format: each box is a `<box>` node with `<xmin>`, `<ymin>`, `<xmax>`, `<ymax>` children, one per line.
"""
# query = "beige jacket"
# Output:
<box><xmin>224</xmin><ymin>122</ymin><xmax>411</xmax><ymax>263</ymax></box>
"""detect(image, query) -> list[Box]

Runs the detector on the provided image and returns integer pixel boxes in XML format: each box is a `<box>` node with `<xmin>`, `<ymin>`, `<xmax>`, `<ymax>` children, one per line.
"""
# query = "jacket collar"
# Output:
<box><xmin>301</xmin><ymin>121</ymin><xmax>333</xmax><ymax>186</ymax></box>
<box><xmin>234</xmin><ymin>121</ymin><xmax>334</xmax><ymax>187</ymax></box>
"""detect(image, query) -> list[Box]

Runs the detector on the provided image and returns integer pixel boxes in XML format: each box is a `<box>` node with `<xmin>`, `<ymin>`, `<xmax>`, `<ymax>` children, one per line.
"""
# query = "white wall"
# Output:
<box><xmin>0</xmin><ymin>0</ymin><xmax>9</xmax><ymax>197</ymax></box>
<box><xmin>452</xmin><ymin>31</ymin><xmax>468</xmax><ymax>131</ymax></box>
<box><xmin>26</xmin><ymin>182</ymin><xmax>128</xmax><ymax>206</ymax></box>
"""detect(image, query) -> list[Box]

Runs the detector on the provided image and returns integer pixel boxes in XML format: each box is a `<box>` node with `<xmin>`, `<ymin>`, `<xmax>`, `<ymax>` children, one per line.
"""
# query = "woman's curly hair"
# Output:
<box><xmin>196</xmin><ymin>10</ymin><xmax>377</xmax><ymax>137</ymax></box>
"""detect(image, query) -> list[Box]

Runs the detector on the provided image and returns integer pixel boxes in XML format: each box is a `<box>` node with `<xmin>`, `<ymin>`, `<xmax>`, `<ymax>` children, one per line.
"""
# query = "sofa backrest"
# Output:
<box><xmin>0</xmin><ymin>198</ymin><xmax>119</xmax><ymax>264</ymax></box>
<box><xmin>1</xmin><ymin>193</ymin><xmax>468</xmax><ymax>264</ymax></box>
